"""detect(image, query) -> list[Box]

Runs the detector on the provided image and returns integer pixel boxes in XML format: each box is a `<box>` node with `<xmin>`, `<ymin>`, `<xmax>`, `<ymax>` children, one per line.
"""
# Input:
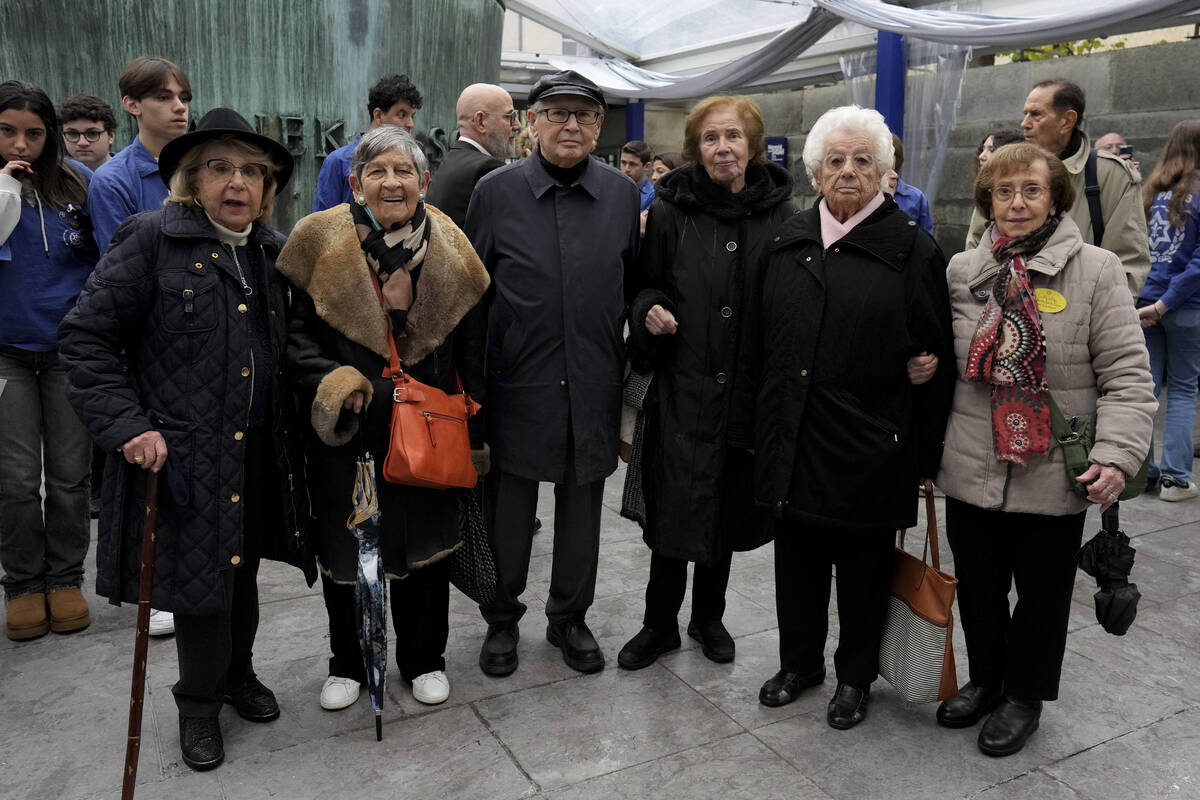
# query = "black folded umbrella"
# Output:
<box><xmin>1075</xmin><ymin>503</ymin><xmax>1141</xmax><ymax>636</ymax></box>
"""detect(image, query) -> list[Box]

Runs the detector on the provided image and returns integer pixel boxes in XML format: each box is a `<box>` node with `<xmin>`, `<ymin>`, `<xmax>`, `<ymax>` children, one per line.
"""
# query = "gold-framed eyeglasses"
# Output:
<box><xmin>63</xmin><ymin>128</ymin><xmax>105</xmax><ymax>142</ymax></box>
<box><xmin>205</xmin><ymin>159</ymin><xmax>270</xmax><ymax>183</ymax></box>
<box><xmin>537</xmin><ymin>108</ymin><xmax>601</xmax><ymax>125</ymax></box>
<box><xmin>484</xmin><ymin>110</ymin><xmax>520</xmax><ymax>124</ymax></box>
<box><xmin>991</xmin><ymin>184</ymin><xmax>1048</xmax><ymax>202</ymax></box>
<box><xmin>823</xmin><ymin>152</ymin><xmax>877</xmax><ymax>172</ymax></box>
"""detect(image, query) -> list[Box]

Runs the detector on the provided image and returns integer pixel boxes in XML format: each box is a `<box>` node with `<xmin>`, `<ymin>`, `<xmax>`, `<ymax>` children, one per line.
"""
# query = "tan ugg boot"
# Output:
<box><xmin>6</xmin><ymin>593</ymin><xmax>49</xmax><ymax>640</ymax></box>
<box><xmin>47</xmin><ymin>588</ymin><xmax>91</xmax><ymax>633</ymax></box>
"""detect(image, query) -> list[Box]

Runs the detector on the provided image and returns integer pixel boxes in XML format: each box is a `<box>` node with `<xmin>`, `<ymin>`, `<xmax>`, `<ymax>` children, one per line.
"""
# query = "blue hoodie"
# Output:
<box><xmin>1140</xmin><ymin>188</ymin><xmax>1200</xmax><ymax>311</ymax></box>
<box><xmin>0</xmin><ymin>160</ymin><xmax>99</xmax><ymax>350</ymax></box>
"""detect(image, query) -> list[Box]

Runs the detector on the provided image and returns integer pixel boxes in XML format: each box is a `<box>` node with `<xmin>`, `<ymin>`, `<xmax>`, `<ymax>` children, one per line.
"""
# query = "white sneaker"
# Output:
<box><xmin>1160</xmin><ymin>478</ymin><xmax>1199</xmax><ymax>502</ymax></box>
<box><xmin>320</xmin><ymin>676</ymin><xmax>361</xmax><ymax>710</ymax></box>
<box><xmin>147</xmin><ymin>609</ymin><xmax>174</xmax><ymax>636</ymax></box>
<box><xmin>411</xmin><ymin>670</ymin><xmax>450</xmax><ymax>705</ymax></box>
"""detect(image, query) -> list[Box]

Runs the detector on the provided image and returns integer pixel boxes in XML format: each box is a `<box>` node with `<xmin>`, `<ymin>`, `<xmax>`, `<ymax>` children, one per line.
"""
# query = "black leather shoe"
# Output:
<box><xmin>937</xmin><ymin>682</ymin><xmax>1004</xmax><ymax>729</ymax></box>
<box><xmin>687</xmin><ymin>619</ymin><xmax>735</xmax><ymax>663</ymax></box>
<box><xmin>179</xmin><ymin>716</ymin><xmax>224</xmax><ymax>771</ymax></box>
<box><xmin>978</xmin><ymin>696</ymin><xmax>1042</xmax><ymax>757</ymax></box>
<box><xmin>826</xmin><ymin>682</ymin><xmax>870</xmax><ymax>730</ymax></box>
<box><xmin>479</xmin><ymin>621</ymin><xmax>519</xmax><ymax>676</ymax></box>
<box><xmin>758</xmin><ymin>667</ymin><xmax>826</xmax><ymax>707</ymax></box>
<box><xmin>617</xmin><ymin>625</ymin><xmax>681</xmax><ymax>670</ymax></box>
<box><xmin>547</xmin><ymin>620</ymin><xmax>605</xmax><ymax>673</ymax></box>
<box><xmin>223</xmin><ymin>676</ymin><xmax>279</xmax><ymax>722</ymax></box>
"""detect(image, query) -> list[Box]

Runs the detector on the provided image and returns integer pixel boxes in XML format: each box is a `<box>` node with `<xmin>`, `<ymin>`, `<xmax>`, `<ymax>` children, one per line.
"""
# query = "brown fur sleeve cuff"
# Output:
<box><xmin>312</xmin><ymin>366</ymin><xmax>374</xmax><ymax>447</ymax></box>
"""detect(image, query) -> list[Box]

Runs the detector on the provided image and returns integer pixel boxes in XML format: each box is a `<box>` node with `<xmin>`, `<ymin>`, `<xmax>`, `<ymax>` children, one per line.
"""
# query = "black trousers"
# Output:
<box><xmin>321</xmin><ymin>558</ymin><xmax>450</xmax><ymax>684</ymax></box>
<box><xmin>945</xmin><ymin>497</ymin><xmax>1086</xmax><ymax>701</ymax></box>
<box><xmin>172</xmin><ymin>427</ymin><xmax>273</xmax><ymax>718</ymax></box>
<box><xmin>642</xmin><ymin>549</ymin><xmax>733</xmax><ymax>633</ymax></box>
<box><xmin>774</xmin><ymin>521</ymin><xmax>894</xmax><ymax>687</ymax></box>
<box><xmin>482</xmin><ymin>462</ymin><xmax>604</xmax><ymax>626</ymax></box>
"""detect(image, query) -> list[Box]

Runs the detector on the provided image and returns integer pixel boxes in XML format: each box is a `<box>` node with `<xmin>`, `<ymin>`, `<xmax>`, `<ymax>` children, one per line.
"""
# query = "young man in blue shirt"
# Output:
<box><xmin>619</xmin><ymin>140</ymin><xmax>655</xmax><ymax>214</ymax></box>
<box><xmin>311</xmin><ymin>74</ymin><xmax>423</xmax><ymax>212</ymax></box>
<box><xmin>88</xmin><ymin>56</ymin><xmax>191</xmax><ymax>255</ymax></box>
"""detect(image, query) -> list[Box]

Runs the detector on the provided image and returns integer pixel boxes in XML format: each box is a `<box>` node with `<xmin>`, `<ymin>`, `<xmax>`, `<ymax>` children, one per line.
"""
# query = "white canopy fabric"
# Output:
<box><xmin>525</xmin><ymin>0</ymin><xmax>1199</xmax><ymax>100</ymax></box>
<box><xmin>815</xmin><ymin>0</ymin><xmax>1200</xmax><ymax>47</ymax></box>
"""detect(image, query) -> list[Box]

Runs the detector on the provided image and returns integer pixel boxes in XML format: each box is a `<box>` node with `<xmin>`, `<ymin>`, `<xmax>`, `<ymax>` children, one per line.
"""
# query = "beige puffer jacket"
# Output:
<box><xmin>937</xmin><ymin>215</ymin><xmax>1156</xmax><ymax>515</ymax></box>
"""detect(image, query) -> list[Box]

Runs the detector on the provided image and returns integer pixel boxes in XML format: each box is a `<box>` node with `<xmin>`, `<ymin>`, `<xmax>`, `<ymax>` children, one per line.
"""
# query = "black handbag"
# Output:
<box><xmin>449</xmin><ymin>484</ymin><xmax>497</xmax><ymax>605</ymax></box>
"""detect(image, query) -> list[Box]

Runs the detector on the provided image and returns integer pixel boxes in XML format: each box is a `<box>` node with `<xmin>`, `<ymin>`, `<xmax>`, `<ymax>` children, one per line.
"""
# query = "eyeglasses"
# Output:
<box><xmin>63</xmin><ymin>128</ymin><xmax>105</xmax><ymax>142</ymax></box>
<box><xmin>483</xmin><ymin>110</ymin><xmax>520</xmax><ymax>124</ymax></box>
<box><xmin>204</xmin><ymin>159</ymin><xmax>269</xmax><ymax>183</ymax></box>
<box><xmin>537</xmin><ymin>108</ymin><xmax>601</xmax><ymax>125</ymax></box>
<box><xmin>822</xmin><ymin>153</ymin><xmax>877</xmax><ymax>172</ymax></box>
<box><xmin>991</xmin><ymin>184</ymin><xmax>1048</xmax><ymax>202</ymax></box>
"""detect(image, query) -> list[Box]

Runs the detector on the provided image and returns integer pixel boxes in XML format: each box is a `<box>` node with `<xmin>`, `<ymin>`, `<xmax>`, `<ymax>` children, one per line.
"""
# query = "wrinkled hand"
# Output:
<box><xmin>907</xmin><ymin>352</ymin><xmax>938</xmax><ymax>385</ymax></box>
<box><xmin>380</xmin><ymin>270</ymin><xmax>413</xmax><ymax>312</ymax></box>
<box><xmin>1078</xmin><ymin>463</ymin><xmax>1126</xmax><ymax>511</ymax></box>
<box><xmin>121</xmin><ymin>431</ymin><xmax>168</xmax><ymax>472</ymax></box>
<box><xmin>343</xmin><ymin>390</ymin><xmax>366</xmax><ymax>413</ymax></box>
<box><xmin>645</xmin><ymin>304</ymin><xmax>678</xmax><ymax>336</ymax></box>
<box><xmin>1</xmin><ymin>159</ymin><xmax>32</xmax><ymax>179</ymax></box>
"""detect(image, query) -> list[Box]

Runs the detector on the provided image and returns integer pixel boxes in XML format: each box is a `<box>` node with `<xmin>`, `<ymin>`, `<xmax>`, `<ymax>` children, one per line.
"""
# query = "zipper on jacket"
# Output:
<box><xmin>223</xmin><ymin>242</ymin><xmax>253</xmax><ymax>296</ymax></box>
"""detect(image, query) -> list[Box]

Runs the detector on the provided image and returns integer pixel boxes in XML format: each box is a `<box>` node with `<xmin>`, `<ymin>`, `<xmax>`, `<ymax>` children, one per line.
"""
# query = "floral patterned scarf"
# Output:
<box><xmin>964</xmin><ymin>216</ymin><xmax>1059</xmax><ymax>464</ymax></box>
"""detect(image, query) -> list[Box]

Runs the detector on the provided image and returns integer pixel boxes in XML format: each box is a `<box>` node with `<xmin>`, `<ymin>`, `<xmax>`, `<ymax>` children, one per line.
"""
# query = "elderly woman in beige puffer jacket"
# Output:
<box><xmin>933</xmin><ymin>143</ymin><xmax>1155</xmax><ymax>758</ymax></box>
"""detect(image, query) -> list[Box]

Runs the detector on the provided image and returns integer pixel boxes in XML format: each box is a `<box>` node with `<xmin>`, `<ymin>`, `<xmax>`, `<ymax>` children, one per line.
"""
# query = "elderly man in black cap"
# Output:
<box><xmin>465</xmin><ymin>70</ymin><xmax>640</xmax><ymax>676</ymax></box>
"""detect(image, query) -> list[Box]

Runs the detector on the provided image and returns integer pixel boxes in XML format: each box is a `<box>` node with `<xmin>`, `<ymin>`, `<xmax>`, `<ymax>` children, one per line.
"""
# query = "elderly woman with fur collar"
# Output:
<box><xmin>278</xmin><ymin>126</ymin><xmax>489</xmax><ymax>713</ymax></box>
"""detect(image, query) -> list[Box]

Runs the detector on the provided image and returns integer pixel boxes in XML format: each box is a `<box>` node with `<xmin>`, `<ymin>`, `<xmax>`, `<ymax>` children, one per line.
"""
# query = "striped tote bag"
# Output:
<box><xmin>878</xmin><ymin>481</ymin><xmax>959</xmax><ymax>703</ymax></box>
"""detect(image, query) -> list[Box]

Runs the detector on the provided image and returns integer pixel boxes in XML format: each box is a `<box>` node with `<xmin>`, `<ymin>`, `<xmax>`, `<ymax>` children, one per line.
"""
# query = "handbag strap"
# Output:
<box><xmin>366</xmin><ymin>265</ymin><xmax>465</xmax><ymax>394</ymax></box>
<box><xmin>923</xmin><ymin>479</ymin><xmax>941</xmax><ymax>571</ymax></box>
<box><xmin>1047</xmin><ymin>393</ymin><xmax>1091</xmax><ymax>478</ymax></box>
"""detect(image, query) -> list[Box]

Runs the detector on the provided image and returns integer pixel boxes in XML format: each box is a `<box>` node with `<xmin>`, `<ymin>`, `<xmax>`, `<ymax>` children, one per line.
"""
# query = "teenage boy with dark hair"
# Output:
<box><xmin>88</xmin><ymin>56</ymin><xmax>191</xmax><ymax>255</ymax></box>
<box><xmin>312</xmin><ymin>73</ymin><xmax>424</xmax><ymax>211</ymax></box>
<box><xmin>58</xmin><ymin>94</ymin><xmax>117</xmax><ymax>172</ymax></box>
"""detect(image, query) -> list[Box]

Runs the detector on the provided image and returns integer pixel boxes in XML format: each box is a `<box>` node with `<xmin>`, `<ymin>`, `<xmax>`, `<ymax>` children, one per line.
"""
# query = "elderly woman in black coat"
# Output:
<box><xmin>279</xmin><ymin>127</ymin><xmax>489</xmax><ymax>714</ymax></box>
<box><xmin>732</xmin><ymin>105</ymin><xmax>954</xmax><ymax>729</ymax></box>
<box><xmin>618</xmin><ymin>96</ymin><xmax>796</xmax><ymax>670</ymax></box>
<box><xmin>59</xmin><ymin>109</ymin><xmax>314</xmax><ymax>771</ymax></box>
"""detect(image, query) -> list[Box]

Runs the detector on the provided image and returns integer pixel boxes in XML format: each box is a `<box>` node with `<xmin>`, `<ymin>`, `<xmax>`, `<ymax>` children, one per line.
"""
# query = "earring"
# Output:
<box><xmin>418</xmin><ymin>193</ymin><xmax>425</xmax><ymax>202</ymax></box>
<box><xmin>356</xmin><ymin>195</ymin><xmax>367</xmax><ymax>205</ymax></box>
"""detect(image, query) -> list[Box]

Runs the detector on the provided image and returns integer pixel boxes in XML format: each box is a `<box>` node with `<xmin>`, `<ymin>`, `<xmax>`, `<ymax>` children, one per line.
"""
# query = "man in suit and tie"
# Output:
<box><xmin>426</xmin><ymin>83</ymin><xmax>521</xmax><ymax>227</ymax></box>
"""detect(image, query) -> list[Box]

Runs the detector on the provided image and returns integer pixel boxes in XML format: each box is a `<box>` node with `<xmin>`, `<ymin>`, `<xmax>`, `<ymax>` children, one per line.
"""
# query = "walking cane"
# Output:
<box><xmin>121</xmin><ymin>470</ymin><xmax>159</xmax><ymax>800</ymax></box>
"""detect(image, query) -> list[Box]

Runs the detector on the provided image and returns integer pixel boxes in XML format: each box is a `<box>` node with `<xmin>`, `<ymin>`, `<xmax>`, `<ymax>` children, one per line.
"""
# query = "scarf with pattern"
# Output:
<box><xmin>964</xmin><ymin>216</ymin><xmax>1059</xmax><ymax>465</ymax></box>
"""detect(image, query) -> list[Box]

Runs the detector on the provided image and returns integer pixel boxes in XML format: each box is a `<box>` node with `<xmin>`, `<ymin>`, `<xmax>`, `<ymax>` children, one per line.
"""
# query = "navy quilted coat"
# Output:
<box><xmin>59</xmin><ymin>204</ymin><xmax>315</xmax><ymax>616</ymax></box>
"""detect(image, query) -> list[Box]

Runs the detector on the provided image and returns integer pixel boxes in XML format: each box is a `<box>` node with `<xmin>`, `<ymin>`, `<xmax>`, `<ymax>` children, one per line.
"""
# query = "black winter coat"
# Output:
<box><xmin>277</xmin><ymin>205</ymin><xmax>490</xmax><ymax>582</ymax></box>
<box><xmin>466</xmin><ymin>153</ymin><xmax>640</xmax><ymax>484</ymax></box>
<box><xmin>730</xmin><ymin>198</ymin><xmax>955</xmax><ymax>530</ymax></box>
<box><xmin>425</xmin><ymin>139</ymin><xmax>504</xmax><ymax>228</ymax></box>
<box><xmin>627</xmin><ymin>162</ymin><xmax>796</xmax><ymax>564</ymax></box>
<box><xmin>58</xmin><ymin>204</ymin><xmax>315</xmax><ymax>615</ymax></box>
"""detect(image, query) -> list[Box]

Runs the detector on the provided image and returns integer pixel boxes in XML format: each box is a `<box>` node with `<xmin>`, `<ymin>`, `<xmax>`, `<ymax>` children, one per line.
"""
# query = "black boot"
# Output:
<box><xmin>687</xmin><ymin>619</ymin><xmax>735</xmax><ymax>663</ymax></box>
<box><xmin>179</xmin><ymin>716</ymin><xmax>224</xmax><ymax>771</ymax></box>
<box><xmin>758</xmin><ymin>666</ymin><xmax>826</xmax><ymax>708</ymax></box>
<box><xmin>936</xmin><ymin>682</ymin><xmax>1004</xmax><ymax>729</ymax></box>
<box><xmin>223</xmin><ymin>675</ymin><xmax>280</xmax><ymax>722</ymax></box>
<box><xmin>479</xmin><ymin>621</ymin><xmax>519</xmax><ymax>676</ymax></box>
<box><xmin>978</xmin><ymin>696</ymin><xmax>1042</xmax><ymax>757</ymax></box>
<box><xmin>617</xmin><ymin>625</ymin><xmax>681</xmax><ymax>670</ymax></box>
<box><xmin>826</xmin><ymin>682</ymin><xmax>870</xmax><ymax>730</ymax></box>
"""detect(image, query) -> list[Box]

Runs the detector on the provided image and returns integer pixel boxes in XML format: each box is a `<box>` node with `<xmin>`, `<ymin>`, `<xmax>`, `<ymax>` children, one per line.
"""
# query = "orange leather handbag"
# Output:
<box><xmin>371</xmin><ymin>273</ymin><xmax>481</xmax><ymax>489</ymax></box>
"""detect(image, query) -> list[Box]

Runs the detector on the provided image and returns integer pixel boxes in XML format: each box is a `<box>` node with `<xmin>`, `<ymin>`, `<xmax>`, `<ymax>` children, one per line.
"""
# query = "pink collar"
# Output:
<box><xmin>818</xmin><ymin>191</ymin><xmax>886</xmax><ymax>249</ymax></box>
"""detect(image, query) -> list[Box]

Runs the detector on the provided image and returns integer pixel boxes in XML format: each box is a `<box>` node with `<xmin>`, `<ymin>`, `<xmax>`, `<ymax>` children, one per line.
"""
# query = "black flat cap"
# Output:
<box><xmin>159</xmin><ymin>108</ymin><xmax>295</xmax><ymax>191</ymax></box>
<box><xmin>527</xmin><ymin>70</ymin><xmax>607</xmax><ymax>113</ymax></box>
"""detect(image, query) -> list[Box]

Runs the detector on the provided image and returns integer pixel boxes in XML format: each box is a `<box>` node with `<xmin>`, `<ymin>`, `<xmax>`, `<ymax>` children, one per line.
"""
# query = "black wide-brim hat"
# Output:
<box><xmin>159</xmin><ymin>107</ymin><xmax>294</xmax><ymax>192</ymax></box>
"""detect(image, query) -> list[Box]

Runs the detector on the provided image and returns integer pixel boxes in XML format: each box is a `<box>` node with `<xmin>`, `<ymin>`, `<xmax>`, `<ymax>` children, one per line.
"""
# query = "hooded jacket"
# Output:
<box><xmin>627</xmin><ymin>161</ymin><xmax>796</xmax><ymax>563</ymax></box>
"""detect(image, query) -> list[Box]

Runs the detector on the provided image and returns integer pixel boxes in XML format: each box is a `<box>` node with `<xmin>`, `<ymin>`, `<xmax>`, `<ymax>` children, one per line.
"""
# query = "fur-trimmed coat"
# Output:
<box><xmin>278</xmin><ymin>203</ymin><xmax>489</xmax><ymax>582</ymax></box>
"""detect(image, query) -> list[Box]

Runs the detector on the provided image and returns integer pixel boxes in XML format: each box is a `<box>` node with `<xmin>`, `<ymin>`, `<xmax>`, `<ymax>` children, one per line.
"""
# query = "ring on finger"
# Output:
<box><xmin>133</xmin><ymin>455</ymin><xmax>145</xmax><ymax>464</ymax></box>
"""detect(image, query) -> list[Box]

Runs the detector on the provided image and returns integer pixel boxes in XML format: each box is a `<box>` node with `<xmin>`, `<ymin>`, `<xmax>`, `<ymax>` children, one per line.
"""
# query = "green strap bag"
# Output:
<box><xmin>1048</xmin><ymin>396</ymin><xmax>1148</xmax><ymax>500</ymax></box>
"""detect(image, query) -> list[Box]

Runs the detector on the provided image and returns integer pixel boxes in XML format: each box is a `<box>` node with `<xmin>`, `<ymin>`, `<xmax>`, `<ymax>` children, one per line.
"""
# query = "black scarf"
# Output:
<box><xmin>351</xmin><ymin>200</ymin><xmax>431</xmax><ymax>329</ymax></box>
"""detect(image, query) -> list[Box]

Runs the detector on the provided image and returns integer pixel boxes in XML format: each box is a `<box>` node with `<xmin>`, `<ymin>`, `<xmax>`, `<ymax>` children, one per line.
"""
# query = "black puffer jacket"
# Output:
<box><xmin>59</xmin><ymin>204</ymin><xmax>315</xmax><ymax>615</ymax></box>
<box><xmin>627</xmin><ymin>162</ymin><xmax>796</xmax><ymax>564</ymax></box>
<box><xmin>730</xmin><ymin>198</ymin><xmax>954</xmax><ymax>530</ymax></box>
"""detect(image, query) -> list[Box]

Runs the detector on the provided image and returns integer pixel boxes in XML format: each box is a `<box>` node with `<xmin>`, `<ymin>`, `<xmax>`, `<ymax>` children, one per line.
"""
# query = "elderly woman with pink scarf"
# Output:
<box><xmin>731</xmin><ymin>105</ymin><xmax>955</xmax><ymax>730</ymax></box>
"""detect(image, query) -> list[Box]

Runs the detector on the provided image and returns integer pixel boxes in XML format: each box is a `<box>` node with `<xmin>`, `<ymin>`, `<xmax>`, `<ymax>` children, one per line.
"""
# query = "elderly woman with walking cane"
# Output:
<box><xmin>59</xmin><ymin>109</ymin><xmax>314</xmax><ymax>772</ymax></box>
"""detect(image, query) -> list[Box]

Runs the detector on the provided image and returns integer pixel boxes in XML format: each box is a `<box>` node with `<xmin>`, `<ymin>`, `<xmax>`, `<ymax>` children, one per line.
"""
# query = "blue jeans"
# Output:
<box><xmin>0</xmin><ymin>347</ymin><xmax>92</xmax><ymax>600</ymax></box>
<box><xmin>1144</xmin><ymin>309</ymin><xmax>1200</xmax><ymax>484</ymax></box>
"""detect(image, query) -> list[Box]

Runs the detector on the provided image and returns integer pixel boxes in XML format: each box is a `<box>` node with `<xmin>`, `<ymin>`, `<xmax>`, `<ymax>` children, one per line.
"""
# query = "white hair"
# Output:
<box><xmin>801</xmin><ymin>105</ymin><xmax>895</xmax><ymax>191</ymax></box>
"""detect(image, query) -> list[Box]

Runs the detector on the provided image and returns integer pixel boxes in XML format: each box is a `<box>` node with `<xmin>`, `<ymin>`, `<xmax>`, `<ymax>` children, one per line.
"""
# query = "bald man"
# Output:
<box><xmin>425</xmin><ymin>83</ymin><xmax>521</xmax><ymax>226</ymax></box>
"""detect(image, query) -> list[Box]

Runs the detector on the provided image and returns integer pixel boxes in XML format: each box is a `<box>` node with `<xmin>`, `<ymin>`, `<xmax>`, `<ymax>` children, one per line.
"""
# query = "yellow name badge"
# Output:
<box><xmin>1035</xmin><ymin>288</ymin><xmax>1067</xmax><ymax>313</ymax></box>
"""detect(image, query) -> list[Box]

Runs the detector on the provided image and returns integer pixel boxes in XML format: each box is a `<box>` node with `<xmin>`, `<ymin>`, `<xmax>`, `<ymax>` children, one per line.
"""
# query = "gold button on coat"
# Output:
<box><xmin>237</xmin><ymin>304</ymin><xmax>247</xmax><ymax>313</ymax></box>
<box><xmin>231</xmin><ymin>493</ymin><xmax>240</xmax><ymax>503</ymax></box>
<box><xmin>234</xmin><ymin>431</ymin><xmax>244</xmax><ymax>440</ymax></box>
<box><xmin>231</xmin><ymin>555</ymin><xmax>241</xmax><ymax>565</ymax></box>
<box><xmin>240</xmin><ymin>367</ymin><xmax>250</xmax><ymax>377</ymax></box>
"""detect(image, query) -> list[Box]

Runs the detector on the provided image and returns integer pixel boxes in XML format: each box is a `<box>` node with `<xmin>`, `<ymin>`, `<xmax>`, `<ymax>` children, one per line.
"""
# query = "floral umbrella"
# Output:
<box><xmin>347</xmin><ymin>451</ymin><xmax>387</xmax><ymax>741</ymax></box>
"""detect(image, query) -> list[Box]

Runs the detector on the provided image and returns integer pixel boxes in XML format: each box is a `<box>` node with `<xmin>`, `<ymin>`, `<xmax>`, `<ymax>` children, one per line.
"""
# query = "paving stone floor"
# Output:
<box><xmin>3</xmin><ymin>463</ymin><xmax>1198</xmax><ymax>800</ymax></box>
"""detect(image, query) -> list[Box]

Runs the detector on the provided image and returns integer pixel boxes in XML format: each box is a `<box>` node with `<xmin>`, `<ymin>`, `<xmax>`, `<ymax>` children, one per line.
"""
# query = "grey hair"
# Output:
<box><xmin>351</xmin><ymin>125</ymin><xmax>428</xmax><ymax>183</ymax></box>
<box><xmin>801</xmin><ymin>105</ymin><xmax>895</xmax><ymax>190</ymax></box>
